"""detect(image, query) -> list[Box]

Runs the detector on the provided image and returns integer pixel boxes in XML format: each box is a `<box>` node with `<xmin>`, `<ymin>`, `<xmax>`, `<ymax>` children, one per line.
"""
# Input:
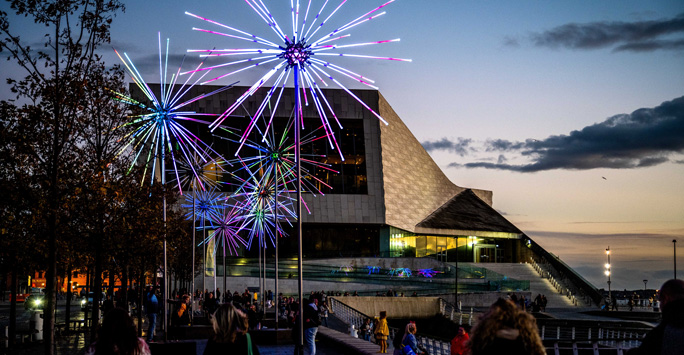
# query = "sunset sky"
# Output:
<box><xmin>2</xmin><ymin>0</ymin><xmax>682</xmax><ymax>290</ymax></box>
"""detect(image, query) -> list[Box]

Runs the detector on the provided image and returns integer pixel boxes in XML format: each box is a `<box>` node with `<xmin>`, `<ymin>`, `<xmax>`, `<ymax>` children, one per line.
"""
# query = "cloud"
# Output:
<box><xmin>421</xmin><ymin>137</ymin><xmax>473</xmax><ymax>156</ymax></box>
<box><xmin>452</xmin><ymin>96</ymin><xmax>684</xmax><ymax>172</ymax></box>
<box><xmin>529</xmin><ymin>13</ymin><xmax>684</xmax><ymax>52</ymax></box>
<box><xmin>486</xmin><ymin>139</ymin><xmax>524</xmax><ymax>152</ymax></box>
<box><xmin>614</xmin><ymin>39</ymin><xmax>684</xmax><ymax>52</ymax></box>
<box><xmin>502</xmin><ymin>36</ymin><xmax>520</xmax><ymax>48</ymax></box>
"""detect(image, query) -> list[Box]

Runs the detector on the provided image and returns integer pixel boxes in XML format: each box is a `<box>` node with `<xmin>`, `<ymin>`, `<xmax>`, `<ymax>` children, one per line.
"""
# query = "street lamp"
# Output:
<box><xmin>605</xmin><ymin>247</ymin><xmax>612</xmax><ymax>309</ymax></box>
<box><xmin>643</xmin><ymin>279</ymin><xmax>648</xmax><ymax>291</ymax></box>
<box><xmin>674</xmin><ymin>239</ymin><xmax>678</xmax><ymax>279</ymax></box>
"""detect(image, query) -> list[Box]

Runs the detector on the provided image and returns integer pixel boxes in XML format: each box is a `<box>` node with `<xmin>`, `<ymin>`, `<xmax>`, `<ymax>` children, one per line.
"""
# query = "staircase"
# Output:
<box><xmin>467</xmin><ymin>262</ymin><xmax>580</xmax><ymax>308</ymax></box>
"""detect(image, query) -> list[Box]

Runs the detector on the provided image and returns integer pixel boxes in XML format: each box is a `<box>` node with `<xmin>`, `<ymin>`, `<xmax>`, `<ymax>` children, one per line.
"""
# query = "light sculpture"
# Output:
<box><xmin>113</xmin><ymin>33</ymin><xmax>236</xmax><ymax>193</ymax></box>
<box><xmin>206</xmin><ymin>200</ymin><xmax>248</xmax><ymax>296</ymax></box>
<box><xmin>186</xmin><ymin>0</ymin><xmax>410</xmax><ymax>158</ymax></box>
<box><xmin>186</xmin><ymin>1</ymin><xmax>409</xmax><ymax>347</ymax></box>
<box><xmin>113</xmin><ymin>34</ymin><xmax>235</xmax><ymax>340</ymax></box>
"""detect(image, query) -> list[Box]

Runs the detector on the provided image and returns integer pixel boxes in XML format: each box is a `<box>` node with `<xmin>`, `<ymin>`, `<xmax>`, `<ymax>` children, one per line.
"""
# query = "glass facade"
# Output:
<box><xmin>388</xmin><ymin>227</ymin><xmax>519</xmax><ymax>263</ymax></box>
<box><xmin>167</xmin><ymin>116</ymin><xmax>367</xmax><ymax>194</ymax></box>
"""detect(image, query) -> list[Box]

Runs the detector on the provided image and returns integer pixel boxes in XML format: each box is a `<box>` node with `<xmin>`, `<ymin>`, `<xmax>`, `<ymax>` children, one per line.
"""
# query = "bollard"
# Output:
<box><xmin>30</xmin><ymin>310</ymin><xmax>44</xmax><ymax>341</ymax></box>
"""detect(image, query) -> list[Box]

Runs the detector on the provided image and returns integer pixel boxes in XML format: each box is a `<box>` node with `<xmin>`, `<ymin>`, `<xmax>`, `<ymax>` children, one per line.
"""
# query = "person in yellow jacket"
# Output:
<box><xmin>374</xmin><ymin>311</ymin><xmax>389</xmax><ymax>353</ymax></box>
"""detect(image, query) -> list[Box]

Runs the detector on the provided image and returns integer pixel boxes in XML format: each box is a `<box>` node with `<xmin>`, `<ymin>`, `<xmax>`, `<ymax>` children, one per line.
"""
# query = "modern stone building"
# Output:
<box><xmin>138</xmin><ymin>84</ymin><xmax>534</xmax><ymax>263</ymax></box>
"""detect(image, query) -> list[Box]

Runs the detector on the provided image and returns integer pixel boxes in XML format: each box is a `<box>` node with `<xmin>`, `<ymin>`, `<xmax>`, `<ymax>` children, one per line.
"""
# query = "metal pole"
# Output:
<box><xmin>163</xmin><ymin>160</ymin><xmax>168</xmax><ymax>341</ymax></box>
<box><xmin>259</xmin><ymin>231</ymin><xmax>263</xmax><ymax>310</ymax></box>
<box><xmin>295</xmin><ymin>67</ymin><xmax>304</xmax><ymax>354</ymax></box>
<box><xmin>455</xmin><ymin>237</ymin><xmax>458</xmax><ymax>307</ymax></box>
<box><xmin>274</xmin><ymin>149</ymin><xmax>279</xmax><ymax>331</ymax></box>
<box><xmin>223</xmin><ymin>246</ymin><xmax>226</xmax><ymax>304</ymax></box>
<box><xmin>192</xmin><ymin>191</ymin><xmax>196</xmax><ymax>317</ymax></box>
<box><xmin>203</xmin><ymin>222</ymin><xmax>206</xmax><ymax>298</ymax></box>
<box><xmin>674</xmin><ymin>239</ymin><xmax>678</xmax><ymax>279</ymax></box>
<box><xmin>606</xmin><ymin>247</ymin><xmax>611</xmax><ymax>310</ymax></box>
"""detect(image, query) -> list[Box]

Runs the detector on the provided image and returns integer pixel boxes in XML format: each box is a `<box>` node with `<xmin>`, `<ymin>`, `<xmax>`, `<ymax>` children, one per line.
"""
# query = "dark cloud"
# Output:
<box><xmin>614</xmin><ymin>39</ymin><xmax>684</xmax><ymax>52</ymax></box>
<box><xmin>502</xmin><ymin>36</ymin><xmax>520</xmax><ymax>47</ymax></box>
<box><xmin>486</xmin><ymin>139</ymin><xmax>524</xmax><ymax>152</ymax></box>
<box><xmin>453</xmin><ymin>96</ymin><xmax>684</xmax><ymax>172</ymax></box>
<box><xmin>421</xmin><ymin>137</ymin><xmax>473</xmax><ymax>156</ymax></box>
<box><xmin>530</xmin><ymin>13</ymin><xmax>684</xmax><ymax>52</ymax></box>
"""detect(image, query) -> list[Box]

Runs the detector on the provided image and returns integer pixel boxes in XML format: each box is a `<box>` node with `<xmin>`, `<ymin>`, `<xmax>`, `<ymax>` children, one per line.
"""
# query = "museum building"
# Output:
<box><xmin>140</xmin><ymin>84</ymin><xmax>535</xmax><ymax>263</ymax></box>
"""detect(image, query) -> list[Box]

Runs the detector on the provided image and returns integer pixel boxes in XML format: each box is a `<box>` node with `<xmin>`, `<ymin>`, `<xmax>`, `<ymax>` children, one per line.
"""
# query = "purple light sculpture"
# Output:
<box><xmin>186</xmin><ymin>1</ymin><xmax>409</xmax><ymax>346</ymax></box>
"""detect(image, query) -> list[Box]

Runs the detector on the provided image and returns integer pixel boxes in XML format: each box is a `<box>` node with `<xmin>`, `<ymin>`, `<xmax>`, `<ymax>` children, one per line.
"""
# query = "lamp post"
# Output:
<box><xmin>605</xmin><ymin>247</ymin><xmax>612</xmax><ymax>310</ymax></box>
<box><xmin>674</xmin><ymin>239</ymin><xmax>678</xmax><ymax>279</ymax></box>
<box><xmin>643</xmin><ymin>279</ymin><xmax>648</xmax><ymax>292</ymax></box>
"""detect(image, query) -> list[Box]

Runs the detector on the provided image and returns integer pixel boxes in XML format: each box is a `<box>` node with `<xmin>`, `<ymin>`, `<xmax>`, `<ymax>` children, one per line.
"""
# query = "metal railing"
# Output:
<box><xmin>328</xmin><ymin>297</ymin><xmax>452</xmax><ymax>355</ymax></box>
<box><xmin>439</xmin><ymin>298</ymin><xmax>476</xmax><ymax>326</ymax></box>
<box><xmin>530</xmin><ymin>260</ymin><xmax>583</xmax><ymax>306</ymax></box>
<box><xmin>332</xmin><ymin>296</ymin><xmax>648</xmax><ymax>355</ymax></box>
<box><xmin>538</xmin><ymin>324</ymin><xmax>647</xmax><ymax>343</ymax></box>
<box><xmin>528</xmin><ymin>240</ymin><xmax>602</xmax><ymax>307</ymax></box>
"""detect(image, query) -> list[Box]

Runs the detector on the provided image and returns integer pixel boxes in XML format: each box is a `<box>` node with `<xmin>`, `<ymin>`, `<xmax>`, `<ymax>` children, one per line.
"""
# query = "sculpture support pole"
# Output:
<box><xmin>192</xmin><ymin>192</ymin><xmax>196</xmax><ymax>318</ymax></box>
<box><xmin>295</xmin><ymin>67</ymin><xmax>304</xmax><ymax>354</ymax></box>
<box><xmin>274</xmin><ymin>157</ymin><xmax>279</xmax><ymax>330</ymax></box>
<box><xmin>162</xmin><ymin>159</ymin><xmax>168</xmax><ymax>341</ymax></box>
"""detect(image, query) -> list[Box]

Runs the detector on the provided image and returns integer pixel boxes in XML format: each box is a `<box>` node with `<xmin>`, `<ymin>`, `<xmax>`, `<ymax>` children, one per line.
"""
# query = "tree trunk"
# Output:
<box><xmin>91</xmin><ymin>240</ymin><xmax>103</xmax><ymax>339</ymax></box>
<box><xmin>121</xmin><ymin>265</ymin><xmax>128</xmax><ymax>309</ymax></box>
<box><xmin>65</xmin><ymin>266</ymin><xmax>72</xmax><ymax>335</ymax></box>
<box><xmin>9</xmin><ymin>267</ymin><xmax>18</xmax><ymax>347</ymax></box>
<box><xmin>137</xmin><ymin>268</ymin><xmax>144</xmax><ymax>337</ymax></box>
<box><xmin>44</xmin><ymin>211</ymin><xmax>57</xmax><ymax>355</ymax></box>
<box><xmin>108</xmin><ymin>268</ymin><xmax>114</xmax><ymax>300</ymax></box>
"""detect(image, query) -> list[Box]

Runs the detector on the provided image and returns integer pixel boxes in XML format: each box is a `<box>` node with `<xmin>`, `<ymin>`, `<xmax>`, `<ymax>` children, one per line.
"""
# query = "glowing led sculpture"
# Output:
<box><xmin>417</xmin><ymin>268</ymin><xmax>440</xmax><ymax>278</ymax></box>
<box><xmin>366</xmin><ymin>266</ymin><xmax>381</xmax><ymax>275</ymax></box>
<box><xmin>229</xmin><ymin>164</ymin><xmax>294</xmax><ymax>249</ymax></box>
<box><xmin>183</xmin><ymin>188</ymin><xmax>223</xmax><ymax>227</ymax></box>
<box><xmin>186</xmin><ymin>1</ymin><xmax>409</xmax><ymax>340</ymax></box>
<box><xmin>173</xmin><ymin>146</ymin><xmax>230</xmax><ymax>192</ymax></box>
<box><xmin>112</xmin><ymin>33</ymin><xmax>236</xmax><ymax>193</ymax></box>
<box><xmin>388</xmin><ymin>267</ymin><xmax>411</xmax><ymax>278</ymax></box>
<box><xmin>216</xmin><ymin>113</ymin><xmax>337</xmax><ymax>202</ymax></box>
<box><xmin>208</xmin><ymin>201</ymin><xmax>248</xmax><ymax>256</ymax></box>
<box><xmin>186</xmin><ymin>0</ymin><xmax>410</xmax><ymax>159</ymax></box>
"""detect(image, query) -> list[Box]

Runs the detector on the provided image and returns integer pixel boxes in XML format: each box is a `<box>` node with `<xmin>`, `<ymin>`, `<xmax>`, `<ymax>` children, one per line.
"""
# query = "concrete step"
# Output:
<box><xmin>470</xmin><ymin>263</ymin><xmax>576</xmax><ymax>308</ymax></box>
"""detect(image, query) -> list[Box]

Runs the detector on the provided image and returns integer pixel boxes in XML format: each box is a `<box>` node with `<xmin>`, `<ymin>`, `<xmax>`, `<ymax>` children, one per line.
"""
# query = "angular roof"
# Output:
<box><xmin>416</xmin><ymin>189</ymin><xmax>522</xmax><ymax>234</ymax></box>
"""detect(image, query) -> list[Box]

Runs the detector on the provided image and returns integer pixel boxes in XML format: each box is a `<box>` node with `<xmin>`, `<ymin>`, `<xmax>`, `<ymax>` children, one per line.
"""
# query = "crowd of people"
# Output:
<box><xmin>504</xmin><ymin>292</ymin><xmax>548</xmax><ymax>312</ymax></box>
<box><xmin>78</xmin><ymin>278</ymin><xmax>684</xmax><ymax>355</ymax></box>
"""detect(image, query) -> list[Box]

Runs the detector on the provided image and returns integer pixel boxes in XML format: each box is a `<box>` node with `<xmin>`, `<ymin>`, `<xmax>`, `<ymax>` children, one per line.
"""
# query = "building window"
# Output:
<box><xmin>389</xmin><ymin>227</ymin><xmax>416</xmax><ymax>257</ymax></box>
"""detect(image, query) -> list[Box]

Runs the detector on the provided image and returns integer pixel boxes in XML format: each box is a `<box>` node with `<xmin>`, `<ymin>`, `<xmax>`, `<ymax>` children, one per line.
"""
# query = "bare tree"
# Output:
<box><xmin>0</xmin><ymin>1</ymin><xmax>124</xmax><ymax>353</ymax></box>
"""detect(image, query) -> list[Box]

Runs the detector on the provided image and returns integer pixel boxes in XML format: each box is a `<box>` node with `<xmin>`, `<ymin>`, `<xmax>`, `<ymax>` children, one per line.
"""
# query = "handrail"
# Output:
<box><xmin>528</xmin><ymin>238</ymin><xmax>603</xmax><ymax>307</ymax></box>
<box><xmin>331</xmin><ymin>296</ymin><xmax>646</xmax><ymax>355</ymax></box>
<box><xmin>328</xmin><ymin>297</ymin><xmax>452</xmax><ymax>355</ymax></box>
<box><xmin>438</xmin><ymin>298</ymin><xmax>477</xmax><ymax>327</ymax></box>
<box><xmin>530</xmin><ymin>260</ymin><xmax>583</xmax><ymax>306</ymax></box>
